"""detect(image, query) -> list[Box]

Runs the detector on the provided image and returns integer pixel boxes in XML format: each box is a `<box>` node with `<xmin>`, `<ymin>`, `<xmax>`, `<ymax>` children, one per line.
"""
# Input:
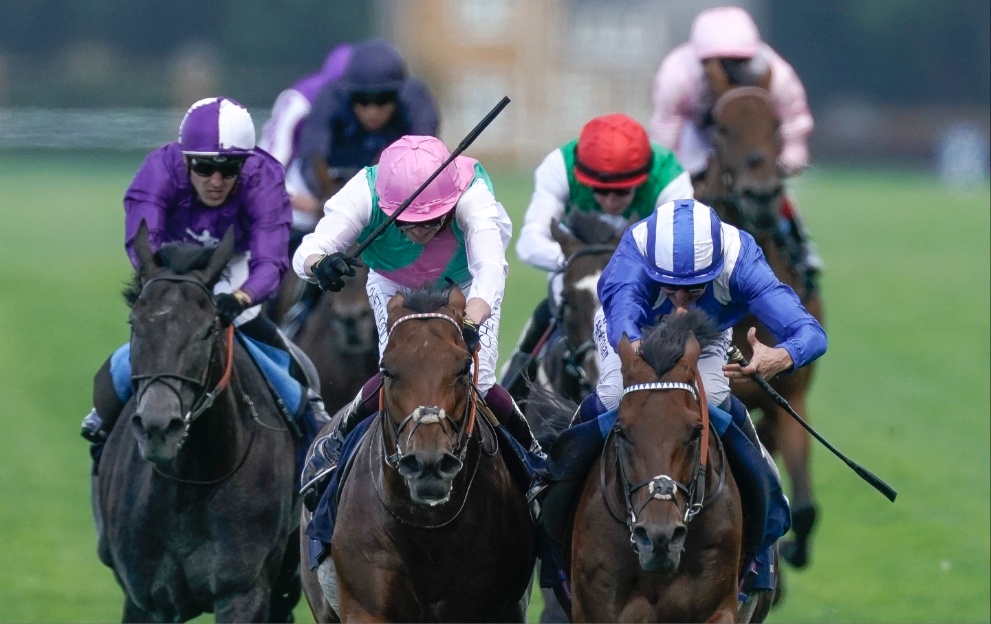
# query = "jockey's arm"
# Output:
<box><xmin>649</xmin><ymin>46</ymin><xmax>695</xmax><ymax>150</ymax></box>
<box><xmin>239</xmin><ymin>163</ymin><xmax>293</xmax><ymax>304</ymax></box>
<box><xmin>597</xmin><ymin>230</ymin><xmax>656</xmax><ymax>349</ymax></box>
<box><xmin>516</xmin><ymin>150</ymin><xmax>569</xmax><ymax>272</ymax></box>
<box><xmin>458</xmin><ymin>178</ymin><xmax>512</xmax><ymax>327</ymax></box>
<box><xmin>259</xmin><ymin>88</ymin><xmax>310</xmax><ymax>167</ymax></box>
<box><xmin>294</xmin><ymin>171</ymin><xmax>372</xmax><ymax>281</ymax></box>
<box><xmin>296</xmin><ymin>85</ymin><xmax>338</xmax><ymax>199</ymax></box>
<box><xmin>767</xmin><ymin>48</ymin><xmax>814</xmax><ymax>176</ymax></box>
<box><xmin>123</xmin><ymin>149</ymin><xmax>178</xmax><ymax>269</ymax></box>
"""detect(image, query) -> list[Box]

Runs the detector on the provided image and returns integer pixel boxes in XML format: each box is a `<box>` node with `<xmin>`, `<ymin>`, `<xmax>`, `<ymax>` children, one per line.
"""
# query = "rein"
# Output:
<box><xmin>604</xmin><ymin>375</ymin><xmax>726</xmax><ymax>550</ymax></box>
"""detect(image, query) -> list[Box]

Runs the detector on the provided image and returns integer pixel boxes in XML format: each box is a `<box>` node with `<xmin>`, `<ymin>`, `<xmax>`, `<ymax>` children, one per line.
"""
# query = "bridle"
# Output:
<box><xmin>603</xmin><ymin>378</ymin><xmax>727</xmax><ymax>551</ymax></box>
<box><xmin>379</xmin><ymin>312</ymin><xmax>481</xmax><ymax>470</ymax></box>
<box><xmin>131</xmin><ymin>275</ymin><xmax>236</xmax><ymax>440</ymax></box>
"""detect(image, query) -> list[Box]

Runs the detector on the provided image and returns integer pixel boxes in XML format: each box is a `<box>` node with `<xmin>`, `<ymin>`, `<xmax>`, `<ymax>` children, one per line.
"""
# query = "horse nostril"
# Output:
<box><xmin>131</xmin><ymin>415</ymin><xmax>147</xmax><ymax>438</ymax></box>
<box><xmin>670</xmin><ymin>524</ymin><xmax>688</xmax><ymax>551</ymax></box>
<box><xmin>746</xmin><ymin>150</ymin><xmax>766</xmax><ymax>168</ymax></box>
<box><xmin>397</xmin><ymin>455</ymin><xmax>422</xmax><ymax>479</ymax></box>
<box><xmin>437</xmin><ymin>453</ymin><xmax>464</xmax><ymax>479</ymax></box>
<box><xmin>631</xmin><ymin>525</ymin><xmax>652</xmax><ymax>553</ymax></box>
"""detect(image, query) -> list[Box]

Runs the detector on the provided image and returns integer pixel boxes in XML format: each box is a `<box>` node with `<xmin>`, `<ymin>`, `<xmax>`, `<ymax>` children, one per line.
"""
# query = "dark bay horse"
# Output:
<box><xmin>695</xmin><ymin>85</ymin><xmax>825</xmax><ymax>569</ymax></box>
<box><xmin>301</xmin><ymin>286</ymin><xmax>534</xmax><ymax>622</ymax></box>
<box><xmin>569</xmin><ymin>311</ymin><xmax>771</xmax><ymax>623</ymax></box>
<box><xmin>271</xmin><ymin>265</ymin><xmax>379</xmax><ymax>416</ymax></box>
<box><xmin>97</xmin><ymin>224</ymin><xmax>300</xmax><ymax>622</ymax></box>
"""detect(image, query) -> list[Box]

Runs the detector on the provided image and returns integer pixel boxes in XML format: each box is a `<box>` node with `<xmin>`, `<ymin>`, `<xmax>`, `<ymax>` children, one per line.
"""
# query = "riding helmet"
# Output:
<box><xmin>574</xmin><ymin>113</ymin><xmax>653</xmax><ymax>190</ymax></box>
<box><xmin>178</xmin><ymin>97</ymin><xmax>256</xmax><ymax>158</ymax></box>
<box><xmin>638</xmin><ymin>199</ymin><xmax>725</xmax><ymax>285</ymax></box>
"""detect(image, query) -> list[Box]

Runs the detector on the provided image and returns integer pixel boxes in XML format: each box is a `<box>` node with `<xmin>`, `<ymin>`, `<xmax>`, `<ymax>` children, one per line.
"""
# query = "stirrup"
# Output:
<box><xmin>81</xmin><ymin>409</ymin><xmax>107</xmax><ymax>443</ymax></box>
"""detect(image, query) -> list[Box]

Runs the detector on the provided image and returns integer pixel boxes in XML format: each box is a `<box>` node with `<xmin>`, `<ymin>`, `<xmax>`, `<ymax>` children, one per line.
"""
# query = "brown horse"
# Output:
<box><xmin>568</xmin><ymin>310</ymin><xmax>772</xmax><ymax>622</ymax></box>
<box><xmin>695</xmin><ymin>85</ymin><xmax>825</xmax><ymax>569</ymax></box>
<box><xmin>98</xmin><ymin>224</ymin><xmax>300</xmax><ymax>622</ymax></box>
<box><xmin>300</xmin><ymin>286</ymin><xmax>534</xmax><ymax>622</ymax></box>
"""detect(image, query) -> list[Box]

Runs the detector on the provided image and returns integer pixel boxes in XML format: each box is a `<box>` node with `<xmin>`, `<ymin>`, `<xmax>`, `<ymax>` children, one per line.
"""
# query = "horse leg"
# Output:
<box><xmin>121</xmin><ymin>597</ymin><xmax>154</xmax><ymax>623</ymax></box>
<box><xmin>269</xmin><ymin>529</ymin><xmax>303</xmax><ymax>623</ymax></box>
<box><xmin>215</xmin><ymin>586</ymin><xmax>271</xmax><ymax>623</ymax></box>
<box><xmin>540</xmin><ymin>587</ymin><xmax>569</xmax><ymax>623</ymax></box>
<box><xmin>770</xmin><ymin>398</ymin><xmax>818</xmax><ymax>569</ymax></box>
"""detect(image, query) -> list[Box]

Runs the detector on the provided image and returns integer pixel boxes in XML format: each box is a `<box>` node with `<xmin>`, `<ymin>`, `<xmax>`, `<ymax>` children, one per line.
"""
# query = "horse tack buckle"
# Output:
<box><xmin>648</xmin><ymin>474</ymin><xmax>678</xmax><ymax>501</ymax></box>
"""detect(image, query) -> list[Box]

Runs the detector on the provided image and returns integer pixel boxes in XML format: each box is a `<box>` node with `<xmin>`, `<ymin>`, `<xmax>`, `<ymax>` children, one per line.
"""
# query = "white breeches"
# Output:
<box><xmin>366</xmin><ymin>271</ymin><xmax>501</xmax><ymax>393</ymax></box>
<box><xmin>592</xmin><ymin>306</ymin><xmax>733</xmax><ymax>410</ymax></box>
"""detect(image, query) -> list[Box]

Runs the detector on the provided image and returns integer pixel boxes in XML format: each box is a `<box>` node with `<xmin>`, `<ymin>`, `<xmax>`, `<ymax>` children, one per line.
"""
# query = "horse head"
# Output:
<box><xmin>548</xmin><ymin>212</ymin><xmax>622</xmax><ymax>399</ymax></box>
<box><xmin>705</xmin><ymin>87</ymin><xmax>784</xmax><ymax>234</ymax></box>
<box><xmin>615</xmin><ymin>310</ymin><xmax>722</xmax><ymax>573</ymax></box>
<box><xmin>381</xmin><ymin>286</ymin><xmax>476</xmax><ymax>506</ymax></box>
<box><xmin>126</xmin><ymin>221</ymin><xmax>235</xmax><ymax>465</ymax></box>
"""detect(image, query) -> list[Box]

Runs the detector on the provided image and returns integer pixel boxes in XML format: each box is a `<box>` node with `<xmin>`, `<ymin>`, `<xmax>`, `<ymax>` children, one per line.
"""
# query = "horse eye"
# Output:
<box><xmin>380</xmin><ymin>367</ymin><xmax>394</xmax><ymax>380</ymax></box>
<box><xmin>459</xmin><ymin>361</ymin><xmax>472</xmax><ymax>377</ymax></box>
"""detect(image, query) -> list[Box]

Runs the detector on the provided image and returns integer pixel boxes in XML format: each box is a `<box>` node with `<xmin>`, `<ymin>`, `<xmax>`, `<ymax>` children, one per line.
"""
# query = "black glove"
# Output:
<box><xmin>215</xmin><ymin>292</ymin><xmax>247</xmax><ymax>326</ymax></box>
<box><xmin>462</xmin><ymin>318</ymin><xmax>481</xmax><ymax>354</ymax></box>
<box><xmin>312</xmin><ymin>253</ymin><xmax>361</xmax><ymax>292</ymax></box>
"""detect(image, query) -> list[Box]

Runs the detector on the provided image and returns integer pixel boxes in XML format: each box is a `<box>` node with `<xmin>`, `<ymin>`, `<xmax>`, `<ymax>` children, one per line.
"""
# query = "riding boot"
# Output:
<box><xmin>300</xmin><ymin>373</ymin><xmax>383</xmax><ymax>511</ymax></box>
<box><xmin>82</xmin><ymin>358</ymin><xmax>127</xmax><ymax>474</ymax></box>
<box><xmin>500</xmin><ymin>298</ymin><xmax>553</xmax><ymax>401</ymax></box>
<box><xmin>484</xmin><ymin>384</ymin><xmax>546</xmax><ymax>460</ymax></box>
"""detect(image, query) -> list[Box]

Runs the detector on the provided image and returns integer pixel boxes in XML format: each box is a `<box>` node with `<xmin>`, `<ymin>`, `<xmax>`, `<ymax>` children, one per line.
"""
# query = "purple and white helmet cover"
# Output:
<box><xmin>179</xmin><ymin>97</ymin><xmax>256</xmax><ymax>157</ymax></box>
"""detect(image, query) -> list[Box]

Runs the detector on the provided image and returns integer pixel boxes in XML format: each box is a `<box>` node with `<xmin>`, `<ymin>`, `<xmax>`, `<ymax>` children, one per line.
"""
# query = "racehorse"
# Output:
<box><xmin>569</xmin><ymin>310</ymin><xmax>772</xmax><ymax>622</ymax></box>
<box><xmin>300</xmin><ymin>286</ymin><xmax>534</xmax><ymax>622</ymax></box>
<box><xmin>271</xmin><ymin>264</ymin><xmax>379</xmax><ymax>416</ymax></box>
<box><xmin>96</xmin><ymin>224</ymin><xmax>300</xmax><ymax>622</ymax></box>
<box><xmin>533</xmin><ymin>212</ymin><xmax>623</xmax><ymax>408</ymax></box>
<box><xmin>694</xmin><ymin>84</ymin><xmax>825</xmax><ymax>569</ymax></box>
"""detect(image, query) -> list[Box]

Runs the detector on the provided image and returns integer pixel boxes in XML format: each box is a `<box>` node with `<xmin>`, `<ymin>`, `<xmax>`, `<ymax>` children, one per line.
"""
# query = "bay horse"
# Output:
<box><xmin>569</xmin><ymin>310</ymin><xmax>772</xmax><ymax>623</ymax></box>
<box><xmin>300</xmin><ymin>286</ymin><xmax>534</xmax><ymax>622</ymax></box>
<box><xmin>96</xmin><ymin>223</ymin><xmax>300</xmax><ymax>622</ymax></box>
<box><xmin>695</xmin><ymin>85</ymin><xmax>825</xmax><ymax>569</ymax></box>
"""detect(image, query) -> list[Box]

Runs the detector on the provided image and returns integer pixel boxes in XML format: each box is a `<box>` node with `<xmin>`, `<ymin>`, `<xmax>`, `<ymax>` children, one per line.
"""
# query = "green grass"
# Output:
<box><xmin>0</xmin><ymin>151</ymin><xmax>987</xmax><ymax>622</ymax></box>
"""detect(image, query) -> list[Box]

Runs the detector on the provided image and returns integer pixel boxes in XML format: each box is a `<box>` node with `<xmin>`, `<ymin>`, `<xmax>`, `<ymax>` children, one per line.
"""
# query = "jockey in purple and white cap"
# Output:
<box><xmin>83</xmin><ymin>96</ymin><xmax>329</xmax><ymax>472</ymax></box>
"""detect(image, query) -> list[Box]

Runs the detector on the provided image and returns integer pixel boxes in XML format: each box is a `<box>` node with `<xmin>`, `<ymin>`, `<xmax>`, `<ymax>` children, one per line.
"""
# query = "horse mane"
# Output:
<box><xmin>639</xmin><ymin>310</ymin><xmax>722</xmax><ymax>378</ymax></box>
<box><xmin>522</xmin><ymin>384</ymin><xmax>578</xmax><ymax>448</ymax></box>
<box><xmin>122</xmin><ymin>242</ymin><xmax>224</xmax><ymax>307</ymax></box>
<box><xmin>402</xmin><ymin>286</ymin><xmax>453</xmax><ymax>314</ymax></box>
<box><xmin>565</xmin><ymin>210</ymin><xmax>623</xmax><ymax>245</ymax></box>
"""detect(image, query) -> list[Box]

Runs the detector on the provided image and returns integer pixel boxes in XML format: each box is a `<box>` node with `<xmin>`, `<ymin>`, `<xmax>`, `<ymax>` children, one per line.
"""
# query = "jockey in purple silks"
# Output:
<box><xmin>82</xmin><ymin>97</ymin><xmax>329</xmax><ymax>472</ymax></box>
<box><xmin>259</xmin><ymin>44</ymin><xmax>354</xmax><ymax>235</ymax></box>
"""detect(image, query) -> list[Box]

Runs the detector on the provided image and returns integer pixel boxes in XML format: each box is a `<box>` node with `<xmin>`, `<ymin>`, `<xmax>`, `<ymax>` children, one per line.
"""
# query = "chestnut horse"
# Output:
<box><xmin>569</xmin><ymin>311</ymin><xmax>771</xmax><ymax>623</ymax></box>
<box><xmin>695</xmin><ymin>85</ymin><xmax>825</xmax><ymax>568</ymax></box>
<box><xmin>300</xmin><ymin>287</ymin><xmax>534</xmax><ymax>622</ymax></box>
<box><xmin>97</xmin><ymin>225</ymin><xmax>300</xmax><ymax>622</ymax></box>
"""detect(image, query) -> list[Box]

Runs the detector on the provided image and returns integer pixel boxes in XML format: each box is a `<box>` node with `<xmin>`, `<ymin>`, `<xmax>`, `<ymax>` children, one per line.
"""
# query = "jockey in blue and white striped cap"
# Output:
<box><xmin>587</xmin><ymin>197</ymin><xmax>826</xmax><ymax>416</ymax></box>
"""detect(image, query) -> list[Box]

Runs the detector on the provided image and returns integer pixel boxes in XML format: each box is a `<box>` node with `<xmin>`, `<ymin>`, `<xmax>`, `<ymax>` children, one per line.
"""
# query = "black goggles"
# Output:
<box><xmin>591</xmin><ymin>186</ymin><xmax>636</xmax><ymax>197</ymax></box>
<box><xmin>188</xmin><ymin>157</ymin><xmax>245</xmax><ymax>179</ymax></box>
<box><xmin>351</xmin><ymin>90</ymin><xmax>398</xmax><ymax>106</ymax></box>
<box><xmin>659</xmin><ymin>282</ymin><xmax>709</xmax><ymax>296</ymax></box>
<box><xmin>397</xmin><ymin>215</ymin><xmax>447</xmax><ymax>231</ymax></box>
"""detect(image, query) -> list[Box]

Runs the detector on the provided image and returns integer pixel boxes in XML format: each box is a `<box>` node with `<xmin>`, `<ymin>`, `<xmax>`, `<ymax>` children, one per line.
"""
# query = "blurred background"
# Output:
<box><xmin>0</xmin><ymin>1</ymin><xmax>988</xmax><ymax>622</ymax></box>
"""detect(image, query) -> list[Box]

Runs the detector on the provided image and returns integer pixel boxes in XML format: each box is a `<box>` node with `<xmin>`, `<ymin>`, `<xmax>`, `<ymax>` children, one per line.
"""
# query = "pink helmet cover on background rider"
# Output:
<box><xmin>691</xmin><ymin>6</ymin><xmax>761</xmax><ymax>60</ymax></box>
<box><xmin>375</xmin><ymin>135</ymin><xmax>476</xmax><ymax>223</ymax></box>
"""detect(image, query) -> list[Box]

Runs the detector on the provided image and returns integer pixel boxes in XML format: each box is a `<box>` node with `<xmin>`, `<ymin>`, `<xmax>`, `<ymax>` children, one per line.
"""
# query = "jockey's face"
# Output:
<box><xmin>660</xmin><ymin>282</ymin><xmax>709</xmax><ymax>312</ymax></box>
<box><xmin>398</xmin><ymin>215</ymin><xmax>447</xmax><ymax>244</ymax></box>
<box><xmin>352</xmin><ymin>91</ymin><xmax>398</xmax><ymax>133</ymax></box>
<box><xmin>189</xmin><ymin>166</ymin><xmax>238</xmax><ymax>207</ymax></box>
<box><xmin>592</xmin><ymin>185</ymin><xmax>637</xmax><ymax>215</ymax></box>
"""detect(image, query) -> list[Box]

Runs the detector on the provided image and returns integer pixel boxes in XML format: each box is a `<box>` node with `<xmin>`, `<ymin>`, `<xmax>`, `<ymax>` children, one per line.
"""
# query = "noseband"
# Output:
<box><xmin>380</xmin><ymin>312</ymin><xmax>480</xmax><ymax>470</ymax></box>
<box><xmin>605</xmin><ymin>379</ymin><xmax>726</xmax><ymax>551</ymax></box>
<box><xmin>131</xmin><ymin>275</ymin><xmax>236</xmax><ymax>438</ymax></box>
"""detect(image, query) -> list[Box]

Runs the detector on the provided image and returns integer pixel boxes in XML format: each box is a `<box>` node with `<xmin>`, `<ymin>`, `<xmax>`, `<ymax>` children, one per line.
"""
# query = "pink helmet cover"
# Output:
<box><xmin>375</xmin><ymin>135</ymin><xmax>476</xmax><ymax>222</ymax></box>
<box><xmin>691</xmin><ymin>6</ymin><xmax>761</xmax><ymax>60</ymax></box>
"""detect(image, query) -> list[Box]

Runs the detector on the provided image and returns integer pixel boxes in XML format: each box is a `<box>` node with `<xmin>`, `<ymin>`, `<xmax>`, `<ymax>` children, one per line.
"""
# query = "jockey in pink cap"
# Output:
<box><xmin>649</xmin><ymin>6</ymin><xmax>822</xmax><ymax>279</ymax></box>
<box><xmin>293</xmin><ymin>135</ymin><xmax>543</xmax><ymax>490</ymax></box>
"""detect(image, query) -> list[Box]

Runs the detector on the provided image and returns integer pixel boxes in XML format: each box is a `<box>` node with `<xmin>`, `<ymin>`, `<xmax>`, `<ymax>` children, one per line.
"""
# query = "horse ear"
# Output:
<box><xmin>197</xmin><ymin>227</ymin><xmax>236</xmax><ymax>286</ymax></box>
<box><xmin>680</xmin><ymin>332</ymin><xmax>702</xmax><ymax>372</ymax></box>
<box><xmin>446</xmin><ymin>285</ymin><xmax>467</xmax><ymax>316</ymax></box>
<box><xmin>703</xmin><ymin>58</ymin><xmax>732</xmax><ymax>100</ymax></box>
<box><xmin>386</xmin><ymin>291</ymin><xmax>407</xmax><ymax>327</ymax></box>
<box><xmin>131</xmin><ymin>220</ymin><xmax>160</xmax><ymax>278</ymax></box>
<box><xmin>550</xmin><ymin>218</ymin><xmax>582</xmax><ymax>259</ymax></box>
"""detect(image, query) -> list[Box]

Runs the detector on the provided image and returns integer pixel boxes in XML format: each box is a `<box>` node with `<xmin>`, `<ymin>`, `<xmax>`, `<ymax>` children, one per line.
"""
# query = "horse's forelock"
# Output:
<box><xmin>403</xmin><ymin>287</ymin><xmax>455</xmax><ymax>314</ymax></box>
<box><xmin>640</xmin><ymin>310</ymin><xmax>722</xmax><ymax>377</ymax></box>
<box><xmin>122</xmin><ymin>242</ymin><xmax>226</xmax><ymax>308</ymax></box>
<box><xmin>566</xmin><ymin>211</ymin><xmax>623</xmax><ymax>246</ymax></box>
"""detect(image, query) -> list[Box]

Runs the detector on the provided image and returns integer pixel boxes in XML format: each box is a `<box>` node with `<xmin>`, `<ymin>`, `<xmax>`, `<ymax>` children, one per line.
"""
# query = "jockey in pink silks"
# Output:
<box><xmin>293</xmin><ymin>135</ymin><xmax>544</xmax><ymax>477</ymax></box>
<box><xmin>650</xmin><ymin>6</ymin><xmax>822</xmax><ymax>279</ymax></box>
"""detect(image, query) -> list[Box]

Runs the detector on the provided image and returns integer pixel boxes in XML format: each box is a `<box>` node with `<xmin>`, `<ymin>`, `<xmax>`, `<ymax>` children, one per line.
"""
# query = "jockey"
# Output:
<box><xmin>293</xmin><ymin>135</ymin><xmax>543</xmax><ymax>476</ymax></box>
<box><xmin>501</xmin><ymin>113</ymin><xmax>694</xmax><ymax>398</ymax></box>
<box><xmin>649</xmin><ymin>6</ymin><xmax>822</xmax><ymax>278</ymax></box>
<box><xmin>259</xmin><ymin>43</ymin><xmax>353</xmax><ymax>241</ymax></box>
<box><xmin>81</xmin><ymin>97</ymin><xmax>328</xmax><ymax>466</ymax></box>
<box><xmin>542</xmin><ymin>198</ymin><xmax>826</xmax><ymax>596</ymax></box>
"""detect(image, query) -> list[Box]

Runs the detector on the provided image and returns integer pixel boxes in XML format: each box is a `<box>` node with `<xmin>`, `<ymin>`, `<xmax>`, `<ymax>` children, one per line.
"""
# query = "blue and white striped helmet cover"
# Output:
<box><xmin>642</xmin><ymin>199</ymin><xmax>724</xmax><ymax>285</ymax></box>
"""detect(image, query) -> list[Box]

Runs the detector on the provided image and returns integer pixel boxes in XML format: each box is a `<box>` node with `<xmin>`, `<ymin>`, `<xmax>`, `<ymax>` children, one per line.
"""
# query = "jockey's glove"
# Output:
<box><xmin>462</xmin><ymin>318</ymin><xmax>481</xmax><ymax>354</ymax></box>
<box><xmin>215</xmin><ymin>291</ymin><xmax>250</xmax><ymax>326</ymax></box>
<box><xmin>312</xmin><ymin>253</ymin><xmax>361</xmax><ymax>292</ymax></box>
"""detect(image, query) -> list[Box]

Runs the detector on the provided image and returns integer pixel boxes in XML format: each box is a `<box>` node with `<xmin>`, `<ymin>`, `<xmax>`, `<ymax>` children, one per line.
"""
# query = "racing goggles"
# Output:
<box><xmin>658</xmin><ymin>282</ymin><xmax>710</xmax><ymax>296</ymax></box>
<box><xmin>351</xmin><ymin>90</ymin><xmax>399</xmax><ymax>106</ymax></box>
<box><xmin>188</xmin><ymin>157</ymin><xmax>246</xmax><ymax>179</ymax></box>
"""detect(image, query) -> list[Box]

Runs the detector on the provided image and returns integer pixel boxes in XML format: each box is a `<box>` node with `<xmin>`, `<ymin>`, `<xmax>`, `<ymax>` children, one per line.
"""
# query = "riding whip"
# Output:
<box><xmin>727</xmin><ymin>345</ymin><xmax>897</xmax><ymax>502</ymax></box>
<box><xmin>352</xmin><ymin>96</ymin><xmax>511</xmax><ymax>257</ymax></box>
